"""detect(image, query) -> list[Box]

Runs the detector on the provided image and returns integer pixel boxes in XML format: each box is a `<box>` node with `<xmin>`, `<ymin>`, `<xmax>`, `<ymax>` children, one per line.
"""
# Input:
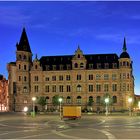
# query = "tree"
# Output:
<box><xmin>37</xmin><ymin>96</ymin><xmax>46</xmax><ymax>111</ymax></box>
<box><xmin>87</xmin><ymin>98</ymin><xmax>94</xmax><ymax>106</ymax></box>
<box><xmin>52</xmin><ymin>95</ymin><xmax>59</xmax><ymax>106</ymax></box>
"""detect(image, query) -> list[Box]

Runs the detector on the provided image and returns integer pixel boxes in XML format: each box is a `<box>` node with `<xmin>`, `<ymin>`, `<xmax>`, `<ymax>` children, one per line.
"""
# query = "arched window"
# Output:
<box><xmin>35</xmin><ymin>65</ymin><xmax>38</xmax><ymax>69</ymax></box>
<box><xmin>89</xmin><ymin>96</ymin><xmax>93</xmax><ymax>102</ymax></box>
<box><xmin>80</xmin><ymin>63</ymin><xmax>84</xmax><ymax>68</ymax></box>
<box><xmin>77</xmin><ymin>96</ymin><xmax>82</xmax><ymax>104</ymax></box>
<box><xmin>78</xmin><ymin>54</ymin><xmax>80</xmax><ymax>58</ymax></box>
<box><xmin>96</xmin><ymin>96</ymin><xmax>101</xmax><ymax>104</ymax></box>
<box><xmin>24</xmin><ymin>76</ymin><xmax>27</xmax><ymax>82</ymax></box>
<box><xmin>19</xmin><ymin>55</ymin><xmax>22</xmax><ymax>60</ymax></box>
<box><xmin>123</xmin><ymin>61</ymin><xmax>126</xmax><ymax>66</ymax></box>
<box><xmin>127</xmin><ymin>62</ymin><xmax>129</xmax><ymax>66</ymax></box>
<box><xmin>23</xmin><ymin>86</ymin><xmax>28</xmax><ymax>93</ymax></box>
<box><xmin>66</xmin><ymin>96</ymin><xmax>71</xmax><ymax>104</ymax></box>
<box><xmin>74</xmin><ymin>63</ymin><xmax>78</xmax><ymax>68</ymax></box>
<box><xmin>46</xmin><ymin>96</ymin><xmax>49</xmax><ymax>104</ymax></box>
<box><xmin>113</xmin><ymin>96</ymin><xmax>117</xmax><ymax>103</ymax></box>
<box><xmin>23</xmin><ymin>55</ymin><xmax>27</xmax><ymax>60</ymax></box>
<box><xmin>77</xmin><ymin>85</ymin><xmax>82</xmax><ymax>92</ymax></box>
<box><xmin>88</xmin><ymin>96</ymin><xmax>93</xmax><ymax>106</ymax></box>
<box><xmin>19</xmin><ymin>64</ymin><xmax>21</xmax><ymax>70</ymax></box>
<box><xmin>24</xmin><ymin>65</ymin><xmax>27</xmax><ymax>70</ymax></box>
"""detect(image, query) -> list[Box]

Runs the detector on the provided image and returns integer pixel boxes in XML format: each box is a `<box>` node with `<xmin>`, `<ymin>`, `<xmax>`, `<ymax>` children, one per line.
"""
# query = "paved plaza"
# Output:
<box><xmin>0</xmin><ymin>112</ymin><xmax>140</xmax><ymax>139</ymax></box>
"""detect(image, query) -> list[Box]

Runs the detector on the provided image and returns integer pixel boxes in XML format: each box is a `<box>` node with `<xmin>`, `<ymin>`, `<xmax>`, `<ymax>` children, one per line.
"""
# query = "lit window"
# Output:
<box><xmin>77</xmin><ymin>85</ymin><xmax>82</xmax><ymax>92</ymax></box>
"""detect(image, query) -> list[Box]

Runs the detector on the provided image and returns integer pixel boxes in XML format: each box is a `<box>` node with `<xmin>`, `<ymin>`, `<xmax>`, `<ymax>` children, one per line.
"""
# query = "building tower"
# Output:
<box><xmin>119</xmin><ymin>38</ymin><xmax>134</xmax><ymax>110</ymax></box>
<box><xmin>15</xmin><ymin>28</ymin><xmax>32</xmax><ymax>111</ymax></box>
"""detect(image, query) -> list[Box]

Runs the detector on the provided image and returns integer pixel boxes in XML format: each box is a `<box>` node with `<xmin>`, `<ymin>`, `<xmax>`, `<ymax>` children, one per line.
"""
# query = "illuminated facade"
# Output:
<box><xmin>7</xmin><ymin>28</ymin><xmax>135</xmax><ymax>112</ymax></box>
<box><xmin>0</xmin><ymin>75</ymin><xmax>8</xmax><ymax>112</ymax></box>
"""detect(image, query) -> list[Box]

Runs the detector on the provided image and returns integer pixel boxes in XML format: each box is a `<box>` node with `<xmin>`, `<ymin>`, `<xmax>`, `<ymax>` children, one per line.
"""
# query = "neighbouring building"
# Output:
<box><xmin>7</xmin><ymin>28</ymin><xmax>135</xmax><ymax>112</ymax></box>
<box><xmin>0</xmin><ymin>74</ymin><xmax>8</xmax><ymax>112</ymax></box>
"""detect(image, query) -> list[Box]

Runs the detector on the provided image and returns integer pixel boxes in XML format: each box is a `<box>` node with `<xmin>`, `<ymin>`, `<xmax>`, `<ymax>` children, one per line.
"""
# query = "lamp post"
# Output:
<box><xmin>32</xmin><ymin>97</ymin><xmax>36</xmax><ymax>117</ymax></box>
<box><xmin>128</xmin><ymin>97</ymin><xmax>132</xmax><ymax>116</ymax></box>
<box><xmin>58</xmin><ymin>98</ymin><xmax>63</xmax><ymax>120</ymax></box>
<box><xmin>105</xmin><ymin>98</ymin><xmax>109</xmax><ymax>116</ymax></box>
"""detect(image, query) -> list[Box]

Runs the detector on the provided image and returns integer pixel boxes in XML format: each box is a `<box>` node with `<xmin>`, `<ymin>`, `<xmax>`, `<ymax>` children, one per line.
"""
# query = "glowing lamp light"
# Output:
<box><xmin>24</xmin><ymin>106</ymin><xmax>28</xmax><ymax>112</ymax></box>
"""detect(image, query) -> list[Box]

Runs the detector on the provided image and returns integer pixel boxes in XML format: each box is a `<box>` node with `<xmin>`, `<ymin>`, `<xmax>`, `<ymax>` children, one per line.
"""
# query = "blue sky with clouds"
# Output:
<box><xmin>0</xmin><ymin>1</ymin><xmax>140</xmax><ymax>94</ymax></box>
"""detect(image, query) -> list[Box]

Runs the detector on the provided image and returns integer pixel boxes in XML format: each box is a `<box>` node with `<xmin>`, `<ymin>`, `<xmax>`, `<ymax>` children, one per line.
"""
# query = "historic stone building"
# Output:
<box><xmin>0</xmin><ymin>75</ymin><xmax>8</xmax><ymax>112</ymax></box>
<box><xmin>7</xmin><ymin>28</ymin><xmax>134</xmax><ymax>112</ymax></box>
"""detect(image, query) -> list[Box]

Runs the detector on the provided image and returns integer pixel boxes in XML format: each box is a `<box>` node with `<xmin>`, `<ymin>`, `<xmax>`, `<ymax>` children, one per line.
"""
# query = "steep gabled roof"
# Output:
<box><xmin>16</xmin><ymin>28</ymin><xmax>32</xmax><ymax>53</ymax></box>
<box><xmin>39</xmin><ymin>53</ymin><xmax>119</xmax><ymax>70</ymax></box>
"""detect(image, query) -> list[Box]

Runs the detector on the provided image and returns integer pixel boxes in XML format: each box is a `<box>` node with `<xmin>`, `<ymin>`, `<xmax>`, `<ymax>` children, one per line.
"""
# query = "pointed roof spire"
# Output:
<box><xmin>123</xmin><ymin>37</ymin><xmax>127</xmax><ymax>52</ymax></box>
<box><xmin>35</xmin><ymin>54</ymin><xmax>38</xmax><ymax>60</ymax></box>
<box><xmin>17</xmin><ymin>28</ymin><xmax>32</xmax><ymax>53</ymax></box>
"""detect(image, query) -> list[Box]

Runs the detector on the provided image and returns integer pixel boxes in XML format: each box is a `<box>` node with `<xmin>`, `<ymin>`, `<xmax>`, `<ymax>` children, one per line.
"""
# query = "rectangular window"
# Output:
<box><xmin>104</xmin><ymin>84</ymin><xmax>109</xmax><ymax>92</ymax></box>
<box><xmin>123</xmin><ymin>73</ymin><xmax>126</xmax><ymax>79</ymax></box>
<box><xmin>59</xmin><ymin>75</ymin><xmax>63</xmax><ymax>81</ymax></box>
<box><xmin>96</xmin><ymin>74</ymin><xmax>101</xmax><ymax>80</ymax></box>
<box><xmin>77</xmin><ymin>74</ymin><xmax>81</xmax><ymax>80</ymax></box>
<box><xmin>45</xmin><ymin>77</ymin><xmax>49</xmax><ymax>81</ymax></box>
<box><xmin>96</xmin><ymin>84</ymin><xmax>101</xmax><ymax>92</ymax></box>
<box><xmin>127</xmin><ymin>84</ymin><xmax>129</xmax><ymax>91</ymax></box>
<box><xmin>45</xmin><ymin>85</ymin><xmax>49</xmax><ymax>92</ymax></box>
<box><xmin>112</xmin><ymin>74</ymin><xmax>117</xmax><ymax>80</ymax></box>
<box><xmin>67</xmin><ymin>85</ymin><xmax>71</xmax><ymax>92</ymax></box>
<box><xmin>89</xmin><ymin>85</ymin><xmax>93</xmax><ymax>92</ymax></box>
<box><xmin>89</xmin><ymin>74</ymin><xmax>93</xmax><ymax>80</ymax></box>
<box><xmin>104</xmin><ymin>74</ymin><xmax>109</xmax><ymax>80</ymax></box>
<box><xmin>34</xmin><ymin>85</ymin><xmax>39</xmax><ymax>93</ymax></box>
<box><xmin>59</xmin><ymin>85</ymin><xmax>63</xmax><ymax>92</ymax></box>
<box><xmin>52</xmin><ymin>85</ymin><xmax>56</xmax><ymax>92</ymax></box>
<box><xmin>112</xmin><ymin>84</ymin><xmax>117</xmax><ymax>91</ymax></box>
<box><xmin>34</xmin><ymin>76</ymin><xmax>39</xmax><ymax>81</ymax></box>
<box><xmin>52</xmin><ymin>76</ymin><xmax>56</xmax><ymax>81</ymax></box>
<box><xmin>123</xmin><ymin>83</ymin><xmax>126</xmax><ymax>91</ymax></box>
<box><xmin>66</xmin><ymin>75</ymin><xmax>70</xmax><ymax>81</ymax></box>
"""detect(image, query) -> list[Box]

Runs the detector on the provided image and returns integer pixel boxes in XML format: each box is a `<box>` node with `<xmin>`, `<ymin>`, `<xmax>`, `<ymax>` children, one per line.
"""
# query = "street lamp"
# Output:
<box><xmin>58</xmin><ymin>98</ymin><xmax>63</xmax><ymax>120</ymax></box>
<box><xmin>32</xmin><ymin>97</ymin><xmax>36</xmax><ymax>117</ymax></box>
<box><xmin>128</xmin><ymin>97</ymin><xmax>132</xmax><ymax>116</ymax></box>
<box><xmin>105</xmin><ymin>98</ymin><xmax>109</xmax><ymax>116</ymax></box>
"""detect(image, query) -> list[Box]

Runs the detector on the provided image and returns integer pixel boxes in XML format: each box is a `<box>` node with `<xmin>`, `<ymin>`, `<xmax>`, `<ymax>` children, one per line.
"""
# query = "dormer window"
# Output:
<box><xmin>46</xmin><ymin>65</ymin><xmax>49</xmax><ymax>70</ymax></box>
<box><xmin>89</xmin><ymin>64</ymin><xmax>93</xmax><ymax>69</ymax></box>
<box><xmin>53</xmin><ymin>65</ymin><xmax>56</xmax><ymax>70</ymax></box>
<box><xmin>97</xmin><ymin>63</ymin><xmax>101</xmax><ymax>69</ymax></box>
<box><xmin>113</xmin><ymin>63</ymin><xmax>117</xmax><ymax>68</ymax></box>
<box><xmin>60</xmin><ymin>65</ymin><xmax>63</xmax><ymax>70</ymax></box>
<box><xmin>104</xmin><ymin>63</ymin><xmax>109</xmax><ymax>69</ymax></box>
<box><xmin>67</xmin><ymin>64</ymin><xmax>71</xmax><ymax>70</ymax></box>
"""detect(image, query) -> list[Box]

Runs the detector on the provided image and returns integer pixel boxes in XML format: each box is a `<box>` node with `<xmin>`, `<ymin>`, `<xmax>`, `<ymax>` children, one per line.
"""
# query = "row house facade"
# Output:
<box><xmin>0</xmin><ymin>75</ymin><xmax>8</xmax><ymax>111</ymax></box>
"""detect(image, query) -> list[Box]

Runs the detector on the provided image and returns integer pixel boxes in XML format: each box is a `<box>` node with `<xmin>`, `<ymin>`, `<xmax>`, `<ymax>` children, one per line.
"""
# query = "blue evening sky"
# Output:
<box><xmin>0</xmin><ymin>1</ymin><xmax>140</xmax><ymax>95</ymax></box>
